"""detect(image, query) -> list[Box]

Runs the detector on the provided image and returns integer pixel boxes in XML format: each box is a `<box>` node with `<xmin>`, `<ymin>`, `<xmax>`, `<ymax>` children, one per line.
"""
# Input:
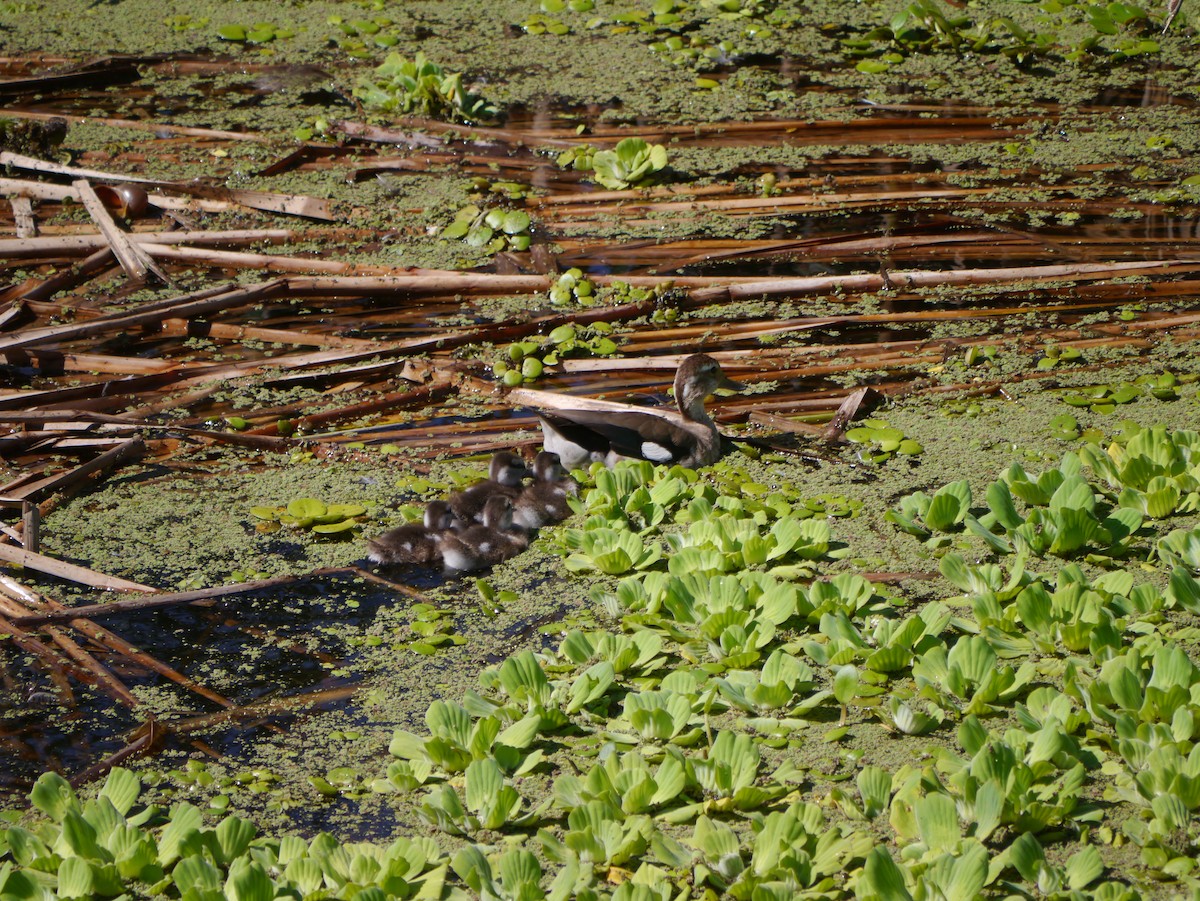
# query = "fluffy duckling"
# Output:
<box><xmin>448</xmin><ymin>451</ymin><xmax>530</xmax><ymax>523</ymax></box>
<box><xmin>512</xmin><ymin>451</ymin><xmax>577</xmax><ymax>530</ymax></box>
<box><xmin>537</xmin><ymin>354</ymin><xmax>745</xmax><ymax>470</ymax></box>
<box><xmin>438</xmin><ymin>495</ymin><xmax>528</xmax><ymax>573</ymax></box>
<box><xmin>367</xmin><ymin>499</ymin><xmax>460</xmax><ymax>566</ymax></box>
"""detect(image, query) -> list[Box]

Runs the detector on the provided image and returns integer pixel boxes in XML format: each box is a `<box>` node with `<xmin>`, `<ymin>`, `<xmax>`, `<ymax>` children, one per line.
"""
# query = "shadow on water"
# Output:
<box><xmin>0</xmin><ymin>572</ymin><xmax>424</xmax><ymax>803</ymax></box>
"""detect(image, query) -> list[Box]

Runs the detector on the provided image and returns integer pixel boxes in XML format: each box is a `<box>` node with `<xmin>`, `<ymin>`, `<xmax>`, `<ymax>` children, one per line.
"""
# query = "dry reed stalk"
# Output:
<box><xmin>7</xmin><ymin>578</ymin><xmax>314</xmax><ymax>628</ymax></box>
<box><xmin>0</xmin><ymin>574</ymin><xmax>233</xmax><ymax>709</ymax></box>
<box><xmin>0</xmin><ymin>154</ymin><xmax>333</xmax><ymax>220</ymax></box>
<box><xmin>0</xmin><ymin>611</ymin><xmax>85</xmax><ymax>703</ymax></box>
<box><xmin>747</xmin><ymin>411</ymin><xmax>829</xmax><ymax>437</ymax></box>
<box><xmin>5</xmin><ymin>438</ymin><xmax>146</xmax><ymax>502</ymax></box>
<box><xmin>7</xmin><ymin>349</ymin><xmax>181</xmax><ymax>376</ymax></box>
<box><xmin>158</xmin><ymin>318</ymin><xmax>381</xmax><ymax>350</ymax></box>
<box><xmin>0</xmin><ymin>542</ymin><xmax>156</xmax><ymax>593</ymax></box>
<box><xmin>0</xmin><ymin>594</ymin><xmax>140</xmax><ymax>707</ymax></box>
<box><xmin>0</xmin><ymin>281</ymin><xmax>273</xmax><ymax>353</ymax></box>
<box><xmin>0</xmin><ymin>411</ymin><xmax>146</xmax><ymax>427</ymax></box>
<box><xmin>537</xmin><ymin>169</ymin><xmax>956</xmax><ymax>207</ymax></box>
<box><xmin>0</xmin><ymin>151</ymin><xmax>160</xmax><ymax>185</ymax></box>
<box><xmin>0</xmin><ymin>229</ymin><xmax>295</xmax><ymax>258</ymax></box>
<box><xmin>542</xmin><ymin>186</ymin><xmax>991</xmax><ymax>220</ymax></box>
<box><xmin>71</xmin><ymin>180</ymin><xmax>166</xmax><ymax>285</ymax></box>
<box><xmin>687</xmin><ymin>260</ymin><xmax>1200</xmax><ymax>304</ymax></box>
<box><xmin>821</xmin><ymin>386</ymin><xmax>884</xmax><ymax>441</ymax></box>
<box><xmin>12</xmin><ymin>247</ymin><xmax>116</xmax><ymax>303</ymax></box>
<box><xmin>249</xmin><ymin>376</ymin><xmax>453</xmax><ymax>436</ymax></box>
<box><xmin>167</xmin><ymin>684</ymin><xmax>358</xmax><ymax>734</ymax></box>
<box><xmin>142</xmin><ymin>245</ymin><xmax>402</xmax><ymax>275</ymax></box>
<box><xmin>68</xmin><ymin>724</ymin><xmax>160</xmax><ymax>788</ymax></box>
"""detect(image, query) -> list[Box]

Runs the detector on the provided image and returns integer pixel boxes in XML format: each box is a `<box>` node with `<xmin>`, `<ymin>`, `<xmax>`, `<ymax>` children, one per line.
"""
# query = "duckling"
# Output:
<box><xmin>512</xmin><ymin>451</ymin><xmax>577</xmax><ymax>530</ymax></box>
<box><xmin>536</xmin><ymin>354</ymin><xmax>745</xmax><ymax>469</ymax></box>
<box><xmin>447</xmin><ymin>451</ymin><xmax>530</xmax><ymax>523</ymax></box>
<box><xmin>438</xmin><ymin>494</ymin><xmax>528</xmax><ymax>573</ymax></box>
<box><xmin>367</xmin><ymin>499</ymin><xmax>460</xmax><ymax>566</ymax></box>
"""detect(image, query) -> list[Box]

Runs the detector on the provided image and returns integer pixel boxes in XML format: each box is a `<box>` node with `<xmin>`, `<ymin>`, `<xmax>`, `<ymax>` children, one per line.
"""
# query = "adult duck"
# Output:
<box><xmin>438</xmin><ymin>495</ymin><xmax>528</xmax><ymax>573</ymax></box>
<box><xmin>448</xmin><ymin>451</ymin><xmax>530</xmax><ymax>522</ymax></box>
<box><xmin>367</xmin><ymin>499</ymin><xmax>460</xmax><ymax>566</ymax></box>
<box><xmin>534</xmin><ymin>354</ymin><xmax>744</xmax><ymax>469</ymax></box>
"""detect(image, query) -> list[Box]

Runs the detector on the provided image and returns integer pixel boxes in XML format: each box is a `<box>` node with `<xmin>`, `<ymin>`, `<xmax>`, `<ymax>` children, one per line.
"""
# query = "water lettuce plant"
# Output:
<box><xmin>249</xmin><ymin>497</ymin><xmax>366</xmax><ymax>535</ymax></box>
<box><xmin>843</xmin><ymin>0</ymin><xmax>1160</xmax><ymax>73</ymax></box>
<box><xmin>845</xmin><ymin>418</ymin><xmax>923</xmax><ymax>462</ymax></box>
<box><xmin>216</xmin><ymin>22</ymin><xmax>296</xmax><ymax>43</ymax></box>
<box><xmin>327</xmin><ymin>14</ymin><xmax>401</xmax><ymax>57</ymax></box>
<box><xmin>354</xmin><ymin>52</ymin><xmax>500</xmax><ymax>123</ymax></box>
<box><xmin>442</xmin><ymin>204</ymin><xmax>532</xmax><ymax>253</ymax></box>
<box><xmin>492</xmin><ymin>320</ymin><xmax>621</xmax><ymax>386</ymax></box>
<box><xmin>590</xmin><ymin>138</ymin><xmax>669</xmax><ymax>190</ymax></box>
<box><xmin>547</xmin><ymin>268</ymin><xmax>597</xmax><ymax>306</ymax></box>
<box><xmin>3</xmin><ymin>769</ymin><xmax>449</xmax><ymax>900</ymax></box>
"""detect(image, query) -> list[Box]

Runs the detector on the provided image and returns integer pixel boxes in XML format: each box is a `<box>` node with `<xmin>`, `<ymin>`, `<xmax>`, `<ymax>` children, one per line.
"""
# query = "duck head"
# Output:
<box><xmin>673</xmin><ymin>354</ymin><xmax>745</xmax><ymax>422</ymax></box>
<box><xmin>489</xmin><ymin>451</ymin><xmax>530</xmax><ymax>487</ymax></box>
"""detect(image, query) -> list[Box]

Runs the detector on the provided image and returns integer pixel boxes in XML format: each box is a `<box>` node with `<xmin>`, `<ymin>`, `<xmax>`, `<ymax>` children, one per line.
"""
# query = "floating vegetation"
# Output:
<box><xmin>546</xmin><ymin>269</ymin><xmax>596</xmax><ymax>307</ymax></box>
<box><xmin>249</xmin><ymin>497</ymin><xmax>367</xmax><ymax>536</ymax></box>
<box><xmin>1035</xmin><ymin>342</ymin><xmax>1084</xmax><ymax>369</ymax></box>
<box><xmin>9</xmin><ymin>0</ymin><xmax>1200</xmax><ymax>896</ymax></box>
<box><xmin>590</xmin><ymin>138</ymin><xmax>670</xmax><ymax>191</ymax></box>
<box><xmin>844</xmin><ymin>418</ymin><xmax>924</xmax><ymax>463</ymax></box>
<box><xmin>492</xmin><ymin>321</ymin><xmax>621</xmax><ymax>386</ymax></box>
<box><xmin>215</xmin><ymin>22</ymin><xmax>296</xmax><ymax>43</ymax></box>
<box><xmin>441</xmin><ymin>204</ymin><xmax>532</xmax><ymax>252</ymax></box>
<box><xmin>327</xmin><ymin>13</ymin><xmax>400</xmax><ymax>56</ymax></box>
<box><xmin>557</xmin><ymin>137</ymin><xmax>670</xmax><ymax>190</ymax></box>
<box><xmin>843</xmin><ymin>0</ymin><xmax>1160</xmax><ymax>74</ymax></box>
<box><xmin>1061</xmin><ymin>372</ymin><xmax>1181</xmax><ymax>413</ymax></box>
<box><xmin>1</xmin><ymin>770</ymin><xmax>448</xmax><ymax>899</ymax></box>
<box><xmin>354</xmin><ymin>52</ymin><xmax>500</xmax><ymax>123</ymax></box>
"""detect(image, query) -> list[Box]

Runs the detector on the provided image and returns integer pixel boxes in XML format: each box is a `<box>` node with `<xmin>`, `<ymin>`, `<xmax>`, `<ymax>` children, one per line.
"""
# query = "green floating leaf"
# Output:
<box><xmin>287</xmin><ymin>498</ymin><xmax>327</xmax><ymax>518</ymax></box>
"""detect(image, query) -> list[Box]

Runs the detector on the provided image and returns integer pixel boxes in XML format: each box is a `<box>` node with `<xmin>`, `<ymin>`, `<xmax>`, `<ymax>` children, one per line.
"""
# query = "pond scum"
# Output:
<box><xmin>8</xmin><ymin>0</ymin><xmax>1200</xmax><ymax>897</ymax></box>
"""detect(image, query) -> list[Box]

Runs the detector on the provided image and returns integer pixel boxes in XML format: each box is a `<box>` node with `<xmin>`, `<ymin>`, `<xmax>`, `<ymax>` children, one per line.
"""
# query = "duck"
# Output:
<box><xmin>534</xmin><ymin>354</ymin><xmax>745</xmax><ymax>470</ymax></box>
<box><xmin>367</xmin><ymin>499</ymin><xmax>460</xmax><ymax>566</ymax></box>
<box><xmin>512</xmin><ymin>451</ymin><xmax>577</xmax><ymax>530</ymax></box>
<box><xmin>438</xmin><ymin>494</ymin><xmax>528</xmax><ymax>573</ymax></box>
<box><xmin>447</xmin><ymin>451</ymin><xmax>531</xmax><ymax>523</ymax></box>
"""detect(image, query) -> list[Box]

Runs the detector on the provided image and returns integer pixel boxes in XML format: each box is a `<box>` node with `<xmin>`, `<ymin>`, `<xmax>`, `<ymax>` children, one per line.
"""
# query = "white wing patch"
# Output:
<box><xmin>640</xmin><ymin>441</ymin><xmax>674</xmax><ymax>462</ymax></box>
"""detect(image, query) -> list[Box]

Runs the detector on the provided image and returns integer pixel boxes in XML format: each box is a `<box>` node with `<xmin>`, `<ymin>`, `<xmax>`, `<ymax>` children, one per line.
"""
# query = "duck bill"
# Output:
<box><xmin>716</xmin><ymin>372</ymin><xmax>747</xmax><ymax>392</ymax></box>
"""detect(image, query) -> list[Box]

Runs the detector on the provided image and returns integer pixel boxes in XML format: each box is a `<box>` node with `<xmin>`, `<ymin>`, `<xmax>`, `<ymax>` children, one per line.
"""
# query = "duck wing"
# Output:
<box><xmin>539</xmin><ymin>408</ymin><xmax>704</xmax><ymax>464</ymax></box>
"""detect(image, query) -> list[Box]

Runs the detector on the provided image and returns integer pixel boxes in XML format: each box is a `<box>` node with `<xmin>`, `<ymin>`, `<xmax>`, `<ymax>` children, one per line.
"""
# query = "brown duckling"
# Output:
<box><xmin>438</xmin><ymin>495</ymin><xmax>528</xmax><ymax>573</ymax></box>
<box><xmin>367</xmin><ymin>499</ymin><xmax>460</xmax><ymax>566</ymax></box>
<box><xmin>512</xmin><ymin>451</ymin><xmax>577</xmax><ymax>530</ymax></box>
<box><xmin>535</xmin><ymin>354</ymin><xmax>745</xmax><ymax>470</ymax></box>
<box><xmin>447</xmin><ymin>451</ymin><xmax>530</xmax><ymax>523</ymax></box>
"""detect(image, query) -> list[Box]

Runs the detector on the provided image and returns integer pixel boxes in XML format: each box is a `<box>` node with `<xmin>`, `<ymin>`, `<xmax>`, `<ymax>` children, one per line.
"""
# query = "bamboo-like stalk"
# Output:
<box><xmin>157</xmin><ymin>318</ymin><xmax>381</xmax><ymax>350</ymax></box>
<box><xmin>166</xmin><ymin>684</ymin><xmax>359</xmax><ymax>734</ymax></box>
<box><xmin>11</xmin><ymin>247</ymin><xmax>116</xmax><ymax>303</ymax></box>
<box><xmin>6</xmin><ymin>569</ymin><xmax>382</xmax><ymax>626</ymax></box>
<box><xmin>6</xmin><ymin>438</ymin><xmax>146</xmax><ymax>503</ymax></box>
<box><xmin>0</xmin><ymin>228</ymin><xmax>294</xmax><ymax>258</ymax></box>
<box><xmin>0</xmin><ymin>575</ymin><xmax>233</xmax><ymax>709</ymax></box>
<box><xmin>72</xmin><ymin>179</ymin><xmax>166</xmax><ymax>285</ymax></box>
<box><xmin>68</xmin><ymin>723</ymin><xmax>159</xmax><ymax>788</ymax></box>
<box><xmin>0</xmin><ymin>282</ymin><xmax>274</xmax><ymax>354</ymax></box>
<box><xmin>0</xmin><ymin>592</ymin><xmax>140</xmax><ymax>707</ymax></box>
<box><xmin>0</xmin><ymin>541</ymin><xmax>155</xmax><ymax>593</ymax></box>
